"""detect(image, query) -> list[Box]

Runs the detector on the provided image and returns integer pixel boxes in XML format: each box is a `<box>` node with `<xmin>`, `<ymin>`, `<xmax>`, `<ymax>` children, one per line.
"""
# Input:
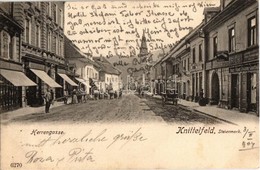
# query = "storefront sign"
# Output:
<box><xmin>229</xmin><ymin>64</ymin><xmax>258</xmax><ymax>73</ymax></box>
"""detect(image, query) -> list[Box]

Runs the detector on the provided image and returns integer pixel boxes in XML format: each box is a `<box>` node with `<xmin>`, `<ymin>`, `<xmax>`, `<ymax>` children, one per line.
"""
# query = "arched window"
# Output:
<box><xmin>1</xmin><ymin>31</ymin><xmax>10</xmax><ymax>59</ymax></box>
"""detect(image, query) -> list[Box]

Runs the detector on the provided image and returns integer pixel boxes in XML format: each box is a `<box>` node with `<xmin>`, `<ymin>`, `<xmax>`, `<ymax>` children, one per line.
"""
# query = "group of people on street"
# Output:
<box><xmin>71</xmin><ymin>88</ymin><xmax>87</xmax><ymax>104</ymax></box>
<box><xmin>43</xmin><ymin>86</ymin><xmax>123</xmax><ymax>113</ymax></box>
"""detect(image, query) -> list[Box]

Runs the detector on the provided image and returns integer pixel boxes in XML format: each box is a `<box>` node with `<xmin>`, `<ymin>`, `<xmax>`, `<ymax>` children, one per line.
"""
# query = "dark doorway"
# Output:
<box><xmin>211</xmin><ymin>72</ymin><xmax>220</xmax><ymax>105</ymax></box>
<box><xmin>247</xmin><ymin>73</ymin><xmax>257</xmax><ymax>112</ymax></box>
<box><xmin>231</xmin><ymin>74</ymin><xmax>239</xmax><ymax>108</ymax></box>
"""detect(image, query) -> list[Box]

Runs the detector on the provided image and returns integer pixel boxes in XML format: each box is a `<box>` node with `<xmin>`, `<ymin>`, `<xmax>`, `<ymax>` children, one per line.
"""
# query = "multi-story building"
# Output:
<box><xmin>5</xmin><ymin>2</ymin><xmax>68</xmax><ymax>106</ymax></box>
<box><xmin>0</xmin><ymin>3</ymin><xmax>36</xmax><ymax>112</ymax></box>
<box><xmin>203</xmin><ymin>0</ymin><xmax>258</xmax><ymax>115</ymax></box>
<box><xmin>151</xmin><ymin>56</ymin><xmax>165</xmax><ymax>95</ymax></box>
<box><xmin>93</xmin><ymin>57</ymin><xmax>121</xmax><ymax>93</ymax></box>
<box><xmin>186</xmin><ymin>22</ymin><xmax>205</xmax><ymax>101</ymax></box>
<box><xmin>64</xmin><ymin>36</ymin><xmax>94</xmax><ymax>94</ymax></box>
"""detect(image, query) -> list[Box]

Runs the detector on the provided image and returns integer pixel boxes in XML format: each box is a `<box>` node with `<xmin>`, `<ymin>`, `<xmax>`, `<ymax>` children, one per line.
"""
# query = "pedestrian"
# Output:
<box><xmin>72</xmin><ymin>89</ymin><xmax>78</xmax><ymax>104</ymax></box>
<box><xmin>119</xmin><ymin>89</ymin><xmax>122</xmax><ymax>98</ymax></box>
<box><xmin>64</xmin><ymin>89</ymin><xmax>68</xmax><ymax>104</ymax></box>
<box><xmin>81</xmin><ymin>87</ymin><xmax>87</xmax><ymax>103</ymax></box>
<box><xmin>114</xmin><ymin>91</ymin><xmax>118</xmax><ymax>99</ymax></box>
<box><xmin>44</xmin><ymin>88</ymin><xmax>52</xmax><ymax>113</ymax></box>
<box><xmin>50</xmin><ymin>89</ymin><xmax>54</xmax><ymax>105</ymax></box>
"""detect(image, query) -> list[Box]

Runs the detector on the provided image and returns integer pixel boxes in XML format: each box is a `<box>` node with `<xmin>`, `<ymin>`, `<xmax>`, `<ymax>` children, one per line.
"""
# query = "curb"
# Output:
<box><xmin>149</xmin><ymin>95</ymin><xmax>237</xmax><ymax>125</ymax></box>
<box><xmin>177</xmin><ymin>103</ymin><xmax>237</xmax><ymax>125</ymax></box>
<box><xmin>192</xmin><ymin>108</ymin><xmax>237</xmax><ymax>125</ymax></box>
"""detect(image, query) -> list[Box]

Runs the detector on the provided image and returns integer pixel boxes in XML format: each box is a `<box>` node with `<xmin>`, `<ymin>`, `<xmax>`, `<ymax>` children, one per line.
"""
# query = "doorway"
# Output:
<box><xmin>247</xmin><ymin>73</ymin><xmax>257</xmax><ymax>112</ymax></box>
<box><xmin>211</xmin><ymin>72</ymin><xmax>220</xmax><ymax>105</ymax></box>
<box><xmin>231</xmin><ymin>74</ymin><xmax>239</xmax><ymax>108</ymax></box>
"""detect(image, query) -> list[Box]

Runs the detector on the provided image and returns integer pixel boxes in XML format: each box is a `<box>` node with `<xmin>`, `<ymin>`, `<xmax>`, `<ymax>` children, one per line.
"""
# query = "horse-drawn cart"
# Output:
<box><xmin>161</xmin><ymin>89</ymin><xmax>178</xmax><ymax>106</ymax></box>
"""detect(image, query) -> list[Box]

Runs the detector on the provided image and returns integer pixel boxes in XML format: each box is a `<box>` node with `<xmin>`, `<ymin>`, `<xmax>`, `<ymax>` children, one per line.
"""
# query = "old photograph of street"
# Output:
<box><xmin>0</xmin><ymin>0</ymin><xmax>259</xmax><ymax>169</ymax></box>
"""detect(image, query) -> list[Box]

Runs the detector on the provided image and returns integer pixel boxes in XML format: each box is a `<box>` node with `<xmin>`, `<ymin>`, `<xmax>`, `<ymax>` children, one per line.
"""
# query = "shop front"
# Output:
<box><xmin>0</xmin><ymin>68</ymin><xmax>36</xmax><ymax>112</ymax></box>
<box><xmin>229</xmin><ymin>63</ymin><xmax>258</xmax><ymax>114</ymax></box>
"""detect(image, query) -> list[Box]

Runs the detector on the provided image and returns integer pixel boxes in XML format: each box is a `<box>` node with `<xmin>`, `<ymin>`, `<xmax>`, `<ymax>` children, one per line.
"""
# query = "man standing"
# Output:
<box><xmin>44</xmin><ymin>88</ymin><xmax>52</xmax><ymax>113</ymax></box>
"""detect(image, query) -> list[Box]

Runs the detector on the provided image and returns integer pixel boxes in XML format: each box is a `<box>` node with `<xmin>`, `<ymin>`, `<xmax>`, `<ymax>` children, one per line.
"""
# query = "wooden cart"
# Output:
<box><xmin>161</xmin><ymin>89</ymin><xmax>178</xmax><ymax>106</ymax></box>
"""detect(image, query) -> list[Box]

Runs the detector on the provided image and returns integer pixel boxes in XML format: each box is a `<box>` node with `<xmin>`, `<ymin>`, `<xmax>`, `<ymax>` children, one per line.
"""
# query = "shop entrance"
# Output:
<box><xmin>211</xmin><ymin>72</ymin><xmax>220</xmax><ymax>105</ymax></box>
<box><xmin>247</xmin><ymin>73</ymin><xmax>257</xmax><ymax>112</ymax></box>
<box><xmin>231</xmin><ymin>74</ymin><xmax>239</xmax><ymax>108</ymax></box>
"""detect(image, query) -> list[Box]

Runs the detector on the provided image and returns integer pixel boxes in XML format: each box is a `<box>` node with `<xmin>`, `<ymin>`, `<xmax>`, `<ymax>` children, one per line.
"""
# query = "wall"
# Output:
<box><xmin>207</xmin><ymin>4</ymin><xmax>258</xmax><ymax>61</ymax></box>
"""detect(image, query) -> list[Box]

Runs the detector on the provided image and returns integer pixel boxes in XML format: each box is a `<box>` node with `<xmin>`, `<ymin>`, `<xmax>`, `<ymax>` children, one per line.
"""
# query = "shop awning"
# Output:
<box><xmin>58</xmin><ymin>73</ymin><xmax>78</xmax><ymax>86</ymax></box>
<box><xmin>30</xmin><ymin>69</ymin><xmax>62</xmax><ymax>88</ymax></box>
<box><xmin>0</xmin><ymin>69</ymin><xmax>37</xmax><ymax>86</ymax></box>
<box><xmin>75</xmin><ymin>78</ymin><xmax>88</xmax><ymax>87</ymax></box>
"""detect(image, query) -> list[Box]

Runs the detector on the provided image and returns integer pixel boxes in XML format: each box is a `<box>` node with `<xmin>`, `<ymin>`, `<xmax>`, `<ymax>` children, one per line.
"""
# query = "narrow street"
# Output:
<box><xmin>8</xmin><ymin>94</ymin><xmax>221</xmax><ymax>124</ymax></box>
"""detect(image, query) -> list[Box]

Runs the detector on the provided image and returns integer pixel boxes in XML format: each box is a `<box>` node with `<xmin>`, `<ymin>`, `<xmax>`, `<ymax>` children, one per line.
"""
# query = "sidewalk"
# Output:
<box><xmin>0</xmin><ymin>100</ymin><xmax>66</xmax><ymax>124</ymax></box>
<box><xmin>148</xmin><ymin>94</ymin><xmax>259</xmax><ymax>125</ymax></box>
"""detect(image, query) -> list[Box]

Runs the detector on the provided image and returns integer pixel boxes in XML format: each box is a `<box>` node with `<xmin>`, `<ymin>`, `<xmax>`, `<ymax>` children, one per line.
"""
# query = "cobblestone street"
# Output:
<box><xmin>5</xmin><ymin>94</ymin><xmax>221</xmax><ymax>124</ymax></box>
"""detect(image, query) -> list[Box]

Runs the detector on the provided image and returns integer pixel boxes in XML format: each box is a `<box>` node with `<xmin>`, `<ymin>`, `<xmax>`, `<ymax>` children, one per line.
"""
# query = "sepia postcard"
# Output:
<box><xmin>0</xmin><ymin>0</ymin><xmax>259</xmax><ymax>169</ymax></box>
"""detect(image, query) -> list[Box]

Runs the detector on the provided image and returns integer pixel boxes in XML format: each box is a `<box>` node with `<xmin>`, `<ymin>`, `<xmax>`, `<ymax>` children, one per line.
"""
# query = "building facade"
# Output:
<box><xmin>8</xmin><ymin>2</ymin><xmax>67</xmax><ymax>106</ymax></box>
<box><xmin>0</xmin><ymin>3</ymin><xmax>36</xmax><ymax>112</ymax></box>
<box><xmin>203</xmin><ymin>0</ymin><xmax>258</xmax><ymax>115</ymax></box>
<box><xmin>151</xmin><ymin>0</ymin><xmax>258</xmax><ymax>115</ymax></box>
<box><xmin>64</xmin><ymin>36</ymin><xmax>94</xmax><ymax>94</ymax></box>
<box><xmin>186</xmin><ymin>23</ymin><xmax>205</xmax><ymax>102</ymax></box>
<box><xmin>93</xmin><ymin>57</ymin><xmax>121</xmax><ymax>93</ymax></box>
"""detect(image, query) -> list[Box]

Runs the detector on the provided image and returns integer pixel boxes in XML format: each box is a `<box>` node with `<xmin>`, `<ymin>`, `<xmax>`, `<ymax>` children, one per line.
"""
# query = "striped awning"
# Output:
<box><xmin>0</xmin><ymin>69</ymin><xmax>36</xmax><ymax>86</ymax></box>
<box><xmin>58</xmin><ymin>73</ymin><xmax>78</xmax><ymax>86</ymax></box>
<box><xmin>75</xmin><ymin>78</ymin><xmax>88</xmax><ymax>87</ymax></box>
<box><xmin>30</xmin><ymin>69</ymin><xmax>61</xmax><ymax>88</ymax></box>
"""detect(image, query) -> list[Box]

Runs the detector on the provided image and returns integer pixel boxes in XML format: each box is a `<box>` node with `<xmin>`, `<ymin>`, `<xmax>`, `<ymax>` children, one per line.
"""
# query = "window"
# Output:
<box><xmin>183</xmin><ymin>82</ymin><xmax>186</xmax><ymax>94</ymax></box>
<box><xmin>36</xmin><ymin>2</ymin><xmax>41</xmax><ymax>9</ymax></box>
<box><xmin>192</xmin><ymin>47</ymin><xmax>196</xmax><ymax>63</ymax></box>
<box><xmin>60</xmin><ymin>39</ymin><xmax>63</xmax><ymax>56</ymax></box>
<box><xmin>228</xmin><ymin>28</ymin><xmax>235</xmax><ymax>52</ymax></box>
<box><xmin>199</xmin><ymin>44</ymin><xmax>202</xmax><ymax>61</ymax></box>
<box><xmin>46</xmin><ymin>2</ymin><xmax>52</xmax><ymax>16</ymax></box>
<box><xmin>183</xmin><ymin>59</ymin><xmax>186</xmax><ymax>70</ymax></box>
<box><xmin>199</xmin><ymin>72</ymin><xmax>202</xmax><ymax>91</ymax></box>
<box><xmin>25</xmin><ymin>18</ymin><xmax>31</xmax><ymax>44</ymax></box>
<box><xmin>35</xmin><ymin>25</ymin><xmax>41</xmax><ymax>47</ymax></box>
<box><xmin>48</xmin><ymin>2</ymin><xmax>52</xmax><ymax>16</ymax></box>
<box><xmin>213</xmin><ymin>36</ymin><xmax>218</xmax><ymax>57</ymax></box>
<box><xmin>59</xmin><ymin>9</ymin><xmax>63</xmax><ymax>28</ymax></box>
<box><xmin>248</xmin><ymin>16</ymin><xmax>257</xmax><ymax>46</ymax></box>
<box><xmin>57</xmin><ymin>37</ymin><xmax>59</xmax><ymax>55</ymax></box>
<box><xmin>53</xmin><ymin>35</ymin><xmax>58</xmax><ymax>54</ymax></box>
<box><xmin>56</xmin><ymin>37</ymin><xmax>59</xmax><ymax>54</ymax></box>
<box><xmin>46</xmin><ymin>3</ymin><xmax>49</xmax><ymax>15</ymax></box>
<box><xmin>187</xmin><ymin>58</ymin><xmax>190</xmax><ymax>71</ymax></box>
<box><xmin>47</xmin><ymin>30</ymin><xmax>52</xmax><ymax>51</ymax></box>
<box><xmin>0</xmin><ymin>31</ymin><xmax>10</xmax><ymax>59</ymax></box>
<box><xmin>54</xmin><ymin>4</ymin><xmax>57</xmax><ymax>23</ymax></box>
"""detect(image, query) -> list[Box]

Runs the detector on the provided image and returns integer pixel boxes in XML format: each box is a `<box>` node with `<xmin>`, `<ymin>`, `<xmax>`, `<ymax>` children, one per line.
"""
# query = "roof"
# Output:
<box><xmin>64</xmin><ymin>36</ymin><xmax>95</xmax><ymax>65</ymax></box>
<box><xmin>161</xmin><ymin>20</ymin><xmax>205</xmax><ymax>63</ymax></box>
<box><xmin>93</xmin><ymin>57</ymin><xmax>121</xmax><ymax>75</ymax></box>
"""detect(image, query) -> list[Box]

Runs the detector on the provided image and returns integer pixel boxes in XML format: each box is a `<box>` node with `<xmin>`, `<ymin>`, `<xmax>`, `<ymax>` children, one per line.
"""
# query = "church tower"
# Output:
<box><xmin>138</xmin><ymin>30</ymin><xmax>149</xmax><ymax>60</ymax></box>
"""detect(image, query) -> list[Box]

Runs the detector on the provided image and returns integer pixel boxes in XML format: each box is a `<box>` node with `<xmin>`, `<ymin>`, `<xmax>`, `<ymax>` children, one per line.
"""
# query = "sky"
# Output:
<box><xmin>64</xmin><ymin>0</ymin><xmax>219</xmax><ymax>58</ymax></box>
